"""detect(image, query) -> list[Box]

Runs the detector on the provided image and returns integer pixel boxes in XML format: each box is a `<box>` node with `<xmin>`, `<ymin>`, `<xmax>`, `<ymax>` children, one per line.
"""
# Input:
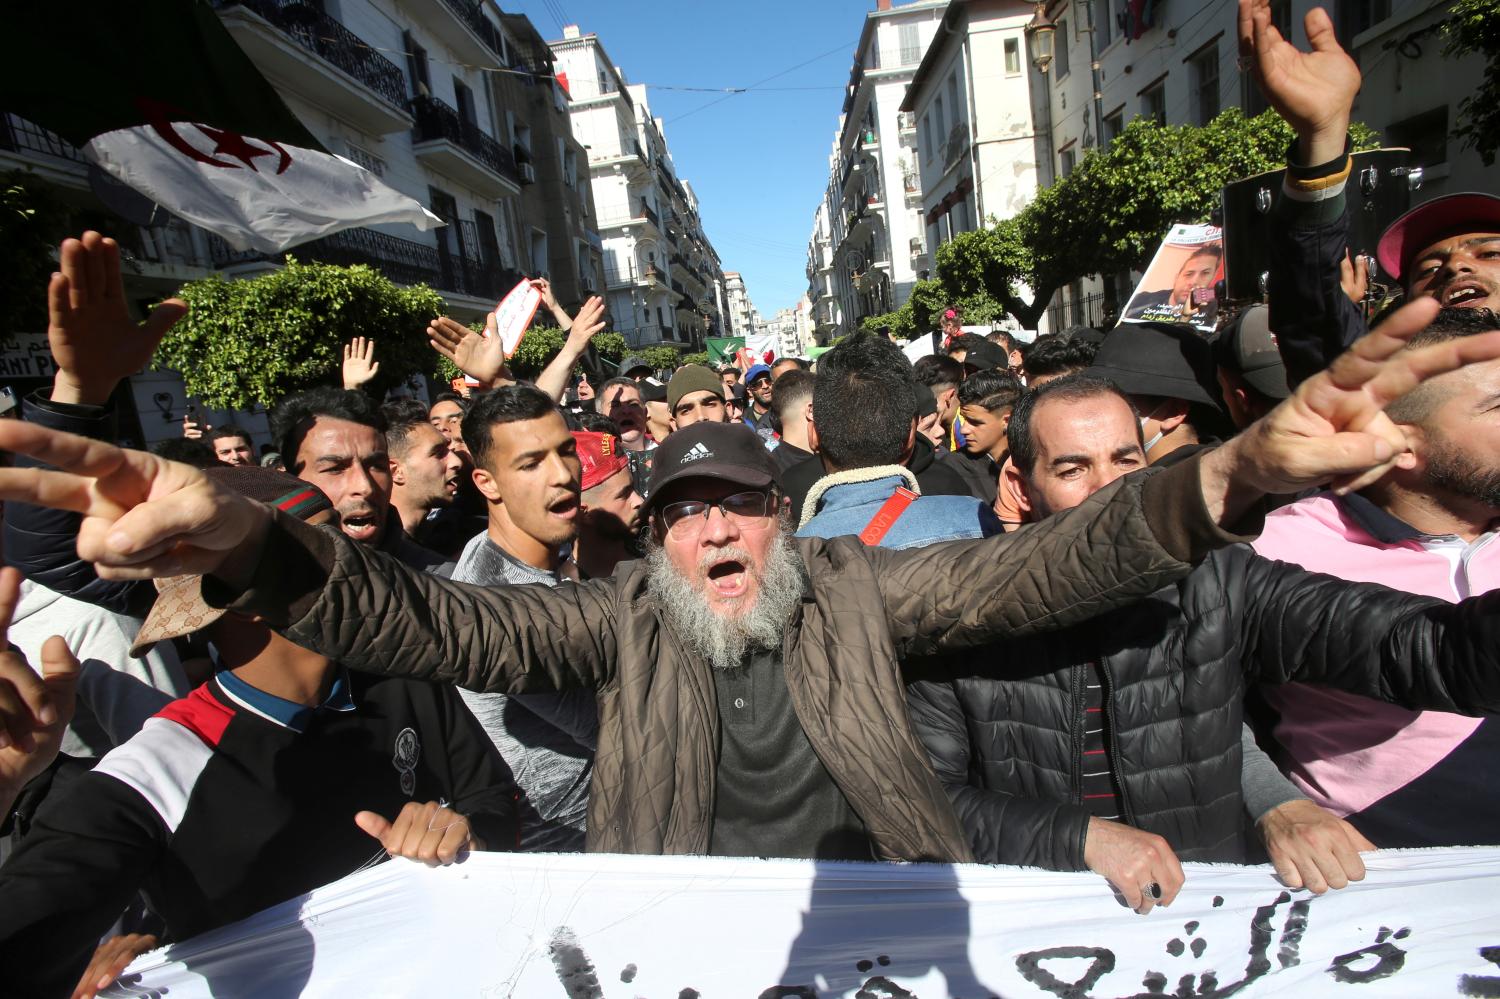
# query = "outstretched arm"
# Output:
<box><xmin>1239</xmin><ymin>0</ymin><xmax>1369</xmax><ymax>383</ymax></box>
<box><xmin>535</xmin><ymin>296</ymin><xmax>608</xmax><ymax>402</ymax></box>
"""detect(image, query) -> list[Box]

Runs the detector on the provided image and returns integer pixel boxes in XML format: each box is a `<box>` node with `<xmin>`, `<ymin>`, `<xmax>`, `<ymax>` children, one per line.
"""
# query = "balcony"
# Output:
<box><xmin>0</xmin><ymin>114</ymin><xmax>88</xmax><ymax>187</ymax></box>
<box><xmin>897</xmin><ymin>111</ymin><xmax>916</xmax><ymax>134</ymax></box>
<box><xmin>402</xmin><ymin>0</ymin><xmax>505</xmax><ymax>68</ymax></box>
<box><xmin>208</xmin><ymin>223</ymin><xmax>519</xmax><ymax>302</ymax></box>
<box><xmin>217</xmin><ymin>0</ymin><xmax>411</xmax><ymax>135</ymax></box>
<box><xmin>412</xmin><ymin>95</ymin><xmax>519</xmax><ymax>197</ymax></box>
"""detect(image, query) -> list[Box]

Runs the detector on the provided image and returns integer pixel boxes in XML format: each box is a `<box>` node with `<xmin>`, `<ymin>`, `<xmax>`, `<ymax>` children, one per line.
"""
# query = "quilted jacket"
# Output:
<box><xmin>906</xmin><ymin>543</ymin><xmax>1500</xmax><ymax>871</ymax></box>
<box><xmin>221</xmin><ymin>457</ymin><xmax>1258</xmax><ymax>862</ymax></box>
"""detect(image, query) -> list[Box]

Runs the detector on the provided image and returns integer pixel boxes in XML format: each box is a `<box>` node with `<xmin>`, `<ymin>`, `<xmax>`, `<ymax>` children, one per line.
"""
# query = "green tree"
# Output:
<box><xmin>1445</xmin><ymin>0</ymin><xmax>1500</xmax><ymax>166</ymax></box>
<box><xmin>680</xmin><ymin>351</ymin><xmax>711</xmax><ymax>367</ymax></box>
<box><xmin>980</xmin><ymin>109</ymin><xmax>1377</xmax><ymax>327</ymax></box>
<box><xmin>158</xmin><ymin>258</ymin><xmax>445</xmax><ymax>410</ymax></box>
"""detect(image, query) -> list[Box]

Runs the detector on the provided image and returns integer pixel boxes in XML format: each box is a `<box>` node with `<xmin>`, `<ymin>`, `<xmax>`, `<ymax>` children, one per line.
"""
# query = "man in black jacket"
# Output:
<box><xmin>908</xmin><ymin>371</ymin><xmax>1500</xmax><ymax>914</ymax></box>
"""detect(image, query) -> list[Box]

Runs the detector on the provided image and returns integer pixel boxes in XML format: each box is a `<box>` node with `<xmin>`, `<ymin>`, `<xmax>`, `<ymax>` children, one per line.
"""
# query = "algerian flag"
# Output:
<box><xmin>706</xmin><ymin>337</ymin><xmax>746</xmax><ymax>366</ymax></box>
<box><xmin>2</xmin><ymin>0</ymin><xmax>441</xmax><ymax>253</ymax></box>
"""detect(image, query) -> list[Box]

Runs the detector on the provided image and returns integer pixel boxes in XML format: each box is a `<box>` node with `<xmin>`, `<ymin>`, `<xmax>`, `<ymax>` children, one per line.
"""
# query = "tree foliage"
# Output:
<box><xmin>1445</xmin><ymin>0</ymin><xmax>1500</xmax><ymax>166</ymax></box>
<box><xmin>864</xmin><ymin>109</ymin><xmax>1377</xmax><ymax>333</ymax></box>
<box><xmin>158</xmin><ymin>258</ymin><xmax>445</xmax><ymax>410</ymax></box>
<box><xmin>680</xmin><ymin>351</ymin><xmax>711</xmax><ymax>368</ymax></box>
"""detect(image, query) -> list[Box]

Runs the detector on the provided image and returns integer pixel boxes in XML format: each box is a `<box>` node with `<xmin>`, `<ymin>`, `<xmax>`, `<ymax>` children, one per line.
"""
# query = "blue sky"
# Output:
<box><xmin>506</xmin><ymin>0</ymin><xmax>875</xmax><ymax>318</ymax></box>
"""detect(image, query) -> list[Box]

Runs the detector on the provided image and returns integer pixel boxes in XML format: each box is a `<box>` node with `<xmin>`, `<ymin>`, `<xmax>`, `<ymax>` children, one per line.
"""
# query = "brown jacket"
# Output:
<box><xmin>225</xmin><ymin>455</ymin><xmax>1251</xmax><ymax>862</ymax></box>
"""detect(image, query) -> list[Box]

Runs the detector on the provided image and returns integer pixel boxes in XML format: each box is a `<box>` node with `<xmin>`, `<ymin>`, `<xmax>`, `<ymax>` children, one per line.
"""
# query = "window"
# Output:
<box><xmin>1056</xmin><ymin>19</ymin><xmax>1070</xmax><ymax>78</ymax></box>
<box><xmin>1387</xmin><ymin>106</ymin><xmax>1449</xmax><ymax>170</ymax></box>
<box><xmin>1141</xmin><ymin>79</ymin><xmax>1166</xmax><ymax>124</ymax></box>
<box><xmin>1103</xmin><ymin>107</ymin><xmax>1124</xmax><ymax>143</ymax></box>
<box><xmin>529</xmin><ymin>230</ymin><xmax>548</xmax><ymax>276</ymax></box>
<box><xmin>899</xmin><ymin>23</ymin><xmax>921</xmax><ymax>65</ymax></box>
<box><xmin>453</xmin><ymin>79</ymin><xmax>477</xmax><ymax>127</ymax></box>
<box><xmin>921</xmin><ymin>114</ymin><xmax>934</xmax><ymax>162</ymax></box>
<box><xmin>1060</xmin><ymin>146</ymin><xmax>1076</xmax><ymax>177</ymax></box>
<box><xmin>1004</xmin><ymin>37</ymin><xmax>1021</xmax><ymax>76</ymax></box>
<box><xmin>1190</xmin><ymin>44</ymin><xmax>1220</xmax><ymax>125</ymax></box>
<box><xmin>474</xmin><ymin>210</ymin><xmax>500</xmax><ymax>268</ymax></box>
<box><xmin>403</xmin><ymin>32</ymin><xmax>430</xmax><ymax>98</ymax></box>
<box><xmin>946</xmin><ymin>73</ymin><xmax>960</xmax><ymax>123</ymax></box>
<box><xmin>1096</xmin><ymin>0</ymin><xmax>1113</xmax><ymax>49</ymax></box>
<box><xmin>934</xmin><ymin>95</ymin><xmax>946</xmax><ymax>140</ymax></box>
<box><xmin>1335</xmin><ymin>0</ymin><xmax>1392</xmax><ymax>50</ymax></box>
<box><xmin>563</xmin><ymin>147</ymin><xmax>578</xmax><ymax>188</ymax></box>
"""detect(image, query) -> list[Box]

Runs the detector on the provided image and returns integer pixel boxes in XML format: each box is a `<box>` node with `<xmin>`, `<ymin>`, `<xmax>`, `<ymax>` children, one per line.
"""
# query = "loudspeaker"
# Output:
<box><xmin>1221</xmin><ymin>148</ymin><xmax>1422</xmax><ymax>302</ymax></box>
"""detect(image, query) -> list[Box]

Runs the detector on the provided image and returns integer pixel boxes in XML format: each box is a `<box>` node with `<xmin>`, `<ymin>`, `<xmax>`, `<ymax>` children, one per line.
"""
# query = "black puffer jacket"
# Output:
<box><xmin>907</xmin><ymin>542</ymin><xmax>1500</xmax><ymax>871</ymax></box>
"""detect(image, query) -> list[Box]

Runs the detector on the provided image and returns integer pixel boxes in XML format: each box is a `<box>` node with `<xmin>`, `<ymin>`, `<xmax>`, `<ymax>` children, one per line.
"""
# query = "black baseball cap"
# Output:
<box><xmin>960</xmin><ymin>340</ymin><xmax>1010</xmax><ymax>371</ymax></box>
<box><xmin>642</xmin><ymin>422</ymin><xmax>778</xmax><ymax>514</ymax></box>
<box><xmin>1213</xmin><ymin>305</ymin><xmax>1289</xmax><ymax>400</ymax></box>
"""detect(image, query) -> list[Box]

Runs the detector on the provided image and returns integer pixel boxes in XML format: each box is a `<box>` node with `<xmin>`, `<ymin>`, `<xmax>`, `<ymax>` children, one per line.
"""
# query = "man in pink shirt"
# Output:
<box><xmin>1255</xmin><ymin>308</ymin><xmax>1500</xmax><ymax>845</ymax></box>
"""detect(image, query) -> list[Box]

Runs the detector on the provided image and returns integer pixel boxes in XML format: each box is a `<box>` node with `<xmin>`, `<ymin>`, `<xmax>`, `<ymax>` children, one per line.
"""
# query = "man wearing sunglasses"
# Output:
<box><xmin>3</xmin><ymin>300</ymin><xmax>1498</xmax><ymax>861</ymax></box>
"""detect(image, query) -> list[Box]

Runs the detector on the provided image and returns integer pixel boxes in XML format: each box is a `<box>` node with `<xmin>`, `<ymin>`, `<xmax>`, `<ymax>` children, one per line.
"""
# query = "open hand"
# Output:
<box><xmin>428</xmin><ymin>315</ymin><xmax>509</xmax><ymax>386</ymax></box>
<box><xmin>1237</xmin><ymin>1</ymin><xmax>1359</xmax><ymax>158</ymax></box>
<box><xmin>0</xmin><ymin>423</ymin><xmax>271</xmax><ymax>583</ymax></box>
<box><xmin>1208</xmin><ymin>296</ymin><xmax>1500</xmax><ymax>509</ymax></box>
<box><xmin>48</xmin><ymin>232</ymin><xmax>187</xmax><ymax>407</ymax></box>
<box><xmin>355</xmin><ymin>800</ymin><xmax>482</xmax><ymax>867</ymax></box>
<box><xmin>342</xmin><ymin>336</ymin><xmax>381</xmax><ymax>390</ymax></box>
<box><xmin>565</xmin><ymin>296</ymin><xmax>608</xmax><ymax>350</ymax></box>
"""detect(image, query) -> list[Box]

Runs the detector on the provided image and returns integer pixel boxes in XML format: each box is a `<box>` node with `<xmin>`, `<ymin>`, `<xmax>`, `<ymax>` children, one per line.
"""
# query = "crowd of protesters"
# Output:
<box><xmin>0</xmin><ymin>2</ymin><xmax>1498</xmax><ymax>995</ymax></box>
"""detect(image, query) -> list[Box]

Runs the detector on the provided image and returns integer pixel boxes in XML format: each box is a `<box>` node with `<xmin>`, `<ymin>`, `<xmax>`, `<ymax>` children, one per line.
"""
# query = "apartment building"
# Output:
<box><xmin>809</xmin><ymin>0</ymin><xmax>948</xmax><ymax>338</ymax></box>
<box><xmin>1</xmin><ymin>0</ymin><xmax>603</xmax><ymax>447</ymax></box>
<box><xmin>901</xmin><ymin>0</ymin><xmax>1045</xmax><ymax>324</ymax></box>
<box><xmin>549</xmin><ymin>26</ymin><xmax>728</xmax><ymax>352</ymax></box>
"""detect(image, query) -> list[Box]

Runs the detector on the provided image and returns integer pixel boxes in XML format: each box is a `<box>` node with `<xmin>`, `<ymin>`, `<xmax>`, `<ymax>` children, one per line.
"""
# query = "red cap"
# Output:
<box><xmin>1377</xmin><ymin>192</ymin><xmax>1500</xmax><ymax>283</ymax></box>
<box><xmin>572</xmin><ymin>431</ymin><xmax>629</xmax><ymax>491</ymax></box>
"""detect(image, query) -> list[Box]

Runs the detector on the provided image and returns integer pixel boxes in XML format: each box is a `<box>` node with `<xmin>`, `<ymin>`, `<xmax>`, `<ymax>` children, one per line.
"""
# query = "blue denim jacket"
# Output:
<box><xmin>796</xmin><ymin>470</ymin><xmax>1002</xmax><ymax>550</ymax></box>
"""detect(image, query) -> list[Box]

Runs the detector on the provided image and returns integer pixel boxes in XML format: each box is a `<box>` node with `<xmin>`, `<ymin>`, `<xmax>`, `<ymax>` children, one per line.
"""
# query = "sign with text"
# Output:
<box><xmin>0</xmin><ymin>333</ymin><xmax>58</xmax><ymax>381</ymax></box>
<box><xmin>122</xmin><ymin>848</ymin><xmax>1500</xmax><ymax>997</ymax></box>
<box><xmin>1120</xmin><ymin>223</ymin><xmax>1225</xmax><ymax>335</ymax></box>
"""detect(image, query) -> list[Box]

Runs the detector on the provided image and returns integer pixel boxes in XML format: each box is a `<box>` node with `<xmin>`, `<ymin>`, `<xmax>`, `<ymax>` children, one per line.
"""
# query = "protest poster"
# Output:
<box><xmin>1120</xmin><ymin>223</ymin><xmax>1225</xmax><ymax>334</ymax></box>
<box><xmin>123</xmin><ymin>847</ymin><xmax>1500</xmax><ymax>997</ymax></box>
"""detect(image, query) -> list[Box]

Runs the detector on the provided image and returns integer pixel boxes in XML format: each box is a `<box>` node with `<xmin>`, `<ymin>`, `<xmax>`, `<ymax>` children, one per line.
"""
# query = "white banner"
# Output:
<box><xmin>116</xmin><ymin>848</ymin><xmax>1500</xmax><ymax>997</ymax></box>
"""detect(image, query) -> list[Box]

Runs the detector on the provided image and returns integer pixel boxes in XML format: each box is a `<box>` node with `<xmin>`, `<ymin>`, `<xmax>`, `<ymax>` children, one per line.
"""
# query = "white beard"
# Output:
<box><xmin>645</xmin><ymin>530</ymin><xmax>805</xmax><ymax>672</ymax></box>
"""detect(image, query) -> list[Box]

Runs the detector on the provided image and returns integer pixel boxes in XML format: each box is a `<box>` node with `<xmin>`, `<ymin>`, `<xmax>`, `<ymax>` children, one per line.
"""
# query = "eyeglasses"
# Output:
<box><xmin>658</xmin><ymin>490</ymin><xmax>774</xmax><ymax>538</ymax></box>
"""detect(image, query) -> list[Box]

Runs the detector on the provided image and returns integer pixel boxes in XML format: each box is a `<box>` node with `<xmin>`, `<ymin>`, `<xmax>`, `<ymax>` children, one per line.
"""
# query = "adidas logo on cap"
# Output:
<box><xmin>680</xmin><ymin>442</ymin><xmax>713</xmax><ymax>464</ymax></box>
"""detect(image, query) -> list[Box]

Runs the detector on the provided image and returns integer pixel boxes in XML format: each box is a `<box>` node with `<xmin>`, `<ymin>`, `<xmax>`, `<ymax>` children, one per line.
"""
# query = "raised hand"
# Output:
<box><xmin>0</xmin><ymin>567</ymin><xmax>79</xmax><ymax>788</ymax></box>
<box><xmin>342</xmin><ymin>336</ymin><xmax>381</xmax><ymax>391</ymax></box>
<box><xmin>565</xmin><ymin>296</ymin><xmax>608</xmax><ymax>349</ymax></box>
<box><xmin>1237</xmin><ymin>0</ymin><xmax>1360</xmax><ymax>161</ymax></box>
<box><xmin>1203</xmin><ymin>296</ymin><xmax>1500</xmax><ymax>518</ymax></box>
<box><xmin>355</xmin><ymin>800</ymin><xmax>482</xmax><ymax>867</ymax></box>
<box><xmin>0</xmin><ymin>422</ymin><xmax>271</xmax><ymax>584</ymax></box>
<box><xmin>48</xmin><ymin>232</ymin><xmax>188</xmax><ymax>407</ymax></box>
<box><xmin>428</xmin><ymin>315</ymin><xmax>508</xmax><ymax>387</ymax></box>
<box><xmin>181</xmin><ymin>414</ymin><xmax>205</xmax><ymax>440</ymax></box>
<box><xmin>530</xmin><ymin>276</ymin><xmax>560</xmax><ymax>313</ymax></box>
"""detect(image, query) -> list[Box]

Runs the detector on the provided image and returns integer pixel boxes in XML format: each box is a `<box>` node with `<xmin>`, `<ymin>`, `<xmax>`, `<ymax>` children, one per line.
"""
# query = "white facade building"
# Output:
<box><xmin>809</xmin><ymin>0</ymin><xmax>949</xmax><ymax>338</ymax></box>
<box><xmin>723</xmin><ymin>271</ymin><xmax>761</xmax><ymax>340</ymax></box>
<box><xmin>3</xmin><ymin>0</ymin><xmax>590</xmax><ymax>449</ymax></box>
<box><xmin>549</xmin><ymin>26</ymin><xmax>728</xmax><ymax>352</ymax></box>
<box><xmin>901</xmin><ymin>0</ymin><xmax>1045</xmax><ymax>302</ymax></box>
<box><xmin>1035</xmin><ymin>0</ymin><xmax>1491</xmax><ymax>328</ymax></box>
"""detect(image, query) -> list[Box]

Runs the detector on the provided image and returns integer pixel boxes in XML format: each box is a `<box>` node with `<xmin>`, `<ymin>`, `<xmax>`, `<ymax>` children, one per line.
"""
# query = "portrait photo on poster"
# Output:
<box><xmin>1120</xmin><ymin>224</ymin><xmax>1224</xmax><ymax>334</ymax></box>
